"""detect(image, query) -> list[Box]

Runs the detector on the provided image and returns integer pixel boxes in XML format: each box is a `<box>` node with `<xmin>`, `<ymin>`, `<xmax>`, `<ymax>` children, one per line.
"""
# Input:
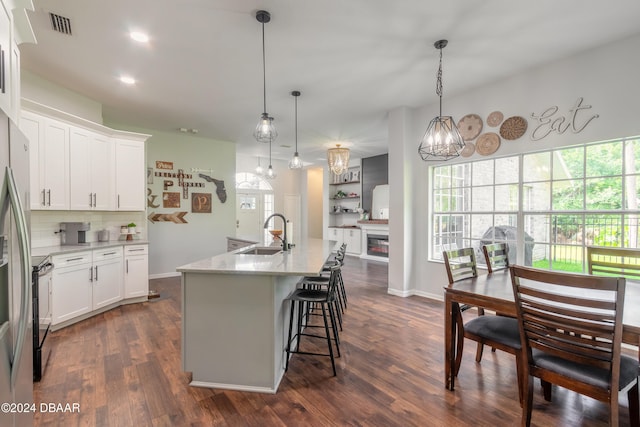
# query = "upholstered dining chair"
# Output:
<box><xmin>587</xmin><ymin>246</ymin><xmax>640</xmax><ymax>281</ymax></box>
<box><xmin>510</xmin><ymin>265</ymin><xmax>639</xmax><ymax>427</ymax></box>
<box><xmin>443</xmin><ymin>248</ymin><xmax>522</xmax><ymax>383</ymax></box>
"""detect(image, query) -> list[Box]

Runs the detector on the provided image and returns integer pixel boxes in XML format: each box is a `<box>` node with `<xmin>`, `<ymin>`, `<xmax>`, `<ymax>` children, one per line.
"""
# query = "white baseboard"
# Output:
<box><xmin>149</xmin><ymin>271</ymin><xmax>181</xmax><ymax>280</ymax></box>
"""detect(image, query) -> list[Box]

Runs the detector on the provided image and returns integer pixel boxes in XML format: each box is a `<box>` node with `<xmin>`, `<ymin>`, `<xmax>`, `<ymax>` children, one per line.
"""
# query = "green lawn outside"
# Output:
<box><xmin>532</xmin><ymin>259</ymin><xmax>584</xmax><ymax>273</ymax></box>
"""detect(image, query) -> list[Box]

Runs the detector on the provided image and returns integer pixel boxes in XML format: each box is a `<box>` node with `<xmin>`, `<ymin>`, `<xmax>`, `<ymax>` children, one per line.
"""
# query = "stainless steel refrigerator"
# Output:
<box><xmin>0</xmin><ymin>109</ymin><xmax>33</xmax><ymax>427</ymax></box>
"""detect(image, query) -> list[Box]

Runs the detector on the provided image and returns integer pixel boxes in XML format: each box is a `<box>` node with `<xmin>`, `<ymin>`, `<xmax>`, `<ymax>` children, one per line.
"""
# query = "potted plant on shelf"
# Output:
<box><xmin>127</xmin><ymin>222</ymin><xmax>136</xmax><ymax>234</ymax></box>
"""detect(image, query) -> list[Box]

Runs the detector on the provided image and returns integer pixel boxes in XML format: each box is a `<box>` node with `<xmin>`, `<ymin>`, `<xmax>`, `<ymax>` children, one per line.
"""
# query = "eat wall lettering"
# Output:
<box><xmin>529</xmin><ymin>97</ymin><xmax>599</xmax><ymax>141</ymax></box>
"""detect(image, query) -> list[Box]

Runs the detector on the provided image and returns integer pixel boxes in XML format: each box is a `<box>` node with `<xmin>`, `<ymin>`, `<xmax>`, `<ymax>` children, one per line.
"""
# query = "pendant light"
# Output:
<box><xmin>255</xmin><ymin>157</ymin><xmax>264</xmax><ymax>176</ymax></box>
<box><xmin>288</xmin><ymin>91</ymin><xmax>303</xmax><ymax>169</ymax></box>
<box><xmin>265</xmin><ymin>123</ymin><xmax>277</xmax><ymax>179</ymax></box>
<box><xmin>327</xmin><ymin>144</ymin><xmax>350</xmax><ymax>175</ymax></box>
<box><xmin>254</xmin><ymin>10</ymin><xmax>278</xmax><ymax>144</ymax></box>
<box><xmin>418</xmin><ymin>39</ymin><xmax>465</xmax><ymax>161</ymax></box>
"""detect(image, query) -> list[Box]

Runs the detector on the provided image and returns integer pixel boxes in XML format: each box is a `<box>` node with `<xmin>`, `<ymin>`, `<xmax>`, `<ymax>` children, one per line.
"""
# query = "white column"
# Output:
<box><xmin>387</xmin><ymin>107</ymin><xmax>416</xmax><ymax>297</ymax></box>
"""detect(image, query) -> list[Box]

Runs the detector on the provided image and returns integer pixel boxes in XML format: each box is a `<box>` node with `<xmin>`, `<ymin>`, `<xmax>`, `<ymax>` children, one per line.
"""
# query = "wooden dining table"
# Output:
<box><xmin>444</xmin><ymin>269</ymin><xmax>640</xmax><ymax>391</ymax></box>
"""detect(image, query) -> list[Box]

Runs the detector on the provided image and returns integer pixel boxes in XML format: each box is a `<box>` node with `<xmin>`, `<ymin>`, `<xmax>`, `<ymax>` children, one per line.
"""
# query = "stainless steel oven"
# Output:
<box><xmin>32</xmin><ymin>255</ymin><xmax>52</xmax><ymax>382</ymax></box>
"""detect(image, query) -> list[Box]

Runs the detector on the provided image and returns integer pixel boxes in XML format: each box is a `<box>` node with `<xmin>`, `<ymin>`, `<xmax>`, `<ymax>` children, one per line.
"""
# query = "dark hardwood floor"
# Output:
<box><xmin>34</xmin><ymin>256</ymin><xmax>634</xmax><ymax>426</ymax></box>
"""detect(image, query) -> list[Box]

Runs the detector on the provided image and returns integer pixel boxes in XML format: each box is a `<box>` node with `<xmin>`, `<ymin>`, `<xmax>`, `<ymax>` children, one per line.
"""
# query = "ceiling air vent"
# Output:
<box><xmin>49</xmin><ymin>13</ymin><xmax>72</xmax><ymax>35</ymax></box>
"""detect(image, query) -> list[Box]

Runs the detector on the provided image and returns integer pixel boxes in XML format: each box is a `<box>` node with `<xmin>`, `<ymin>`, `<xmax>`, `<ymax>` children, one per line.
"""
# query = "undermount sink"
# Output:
<box><xmin>237</xmin><ymin>247</ymin><xmax>282</xmax><ymax>255</ymax></box>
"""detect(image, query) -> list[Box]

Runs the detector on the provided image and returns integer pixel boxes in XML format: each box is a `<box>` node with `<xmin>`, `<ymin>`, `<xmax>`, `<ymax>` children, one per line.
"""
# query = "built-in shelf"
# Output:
<box><xmin>330</xmin><ymin>180</ymin><xmax>360</xmax><ymax>186</ymax></box>
<box><xmin>328</xmin><ymin>165</ymin><xmax>361</xmax><ymax>231</ymax></box>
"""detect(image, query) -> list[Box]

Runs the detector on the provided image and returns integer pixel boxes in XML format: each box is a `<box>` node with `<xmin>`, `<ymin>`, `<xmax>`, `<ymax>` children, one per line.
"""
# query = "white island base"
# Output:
<box><xmin>178</xmin><ymin>239</ymin><xmax>333</xmax><ymax>393</ymax></box>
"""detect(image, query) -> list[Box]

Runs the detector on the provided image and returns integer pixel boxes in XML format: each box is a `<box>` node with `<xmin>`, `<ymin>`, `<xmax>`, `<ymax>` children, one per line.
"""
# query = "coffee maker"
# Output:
<box><xmin>60</xmin><ymin>222</ymin><xmax>91</xmax><ymax>245</ymax></box>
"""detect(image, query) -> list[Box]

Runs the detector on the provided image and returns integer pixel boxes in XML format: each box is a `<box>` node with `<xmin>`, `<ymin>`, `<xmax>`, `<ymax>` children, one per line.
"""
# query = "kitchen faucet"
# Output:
<box><xmin>264</xmin><ymin>213</ymin><xmax>288</xmax><ymax>251</ymax></box>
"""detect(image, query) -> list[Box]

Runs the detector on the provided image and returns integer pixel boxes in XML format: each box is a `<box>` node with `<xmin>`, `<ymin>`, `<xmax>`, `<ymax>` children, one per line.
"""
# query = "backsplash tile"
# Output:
<box><xmin>30</xmin><ymin>211</ymin><xmax>147</xmax><ymax>248</ymax></box>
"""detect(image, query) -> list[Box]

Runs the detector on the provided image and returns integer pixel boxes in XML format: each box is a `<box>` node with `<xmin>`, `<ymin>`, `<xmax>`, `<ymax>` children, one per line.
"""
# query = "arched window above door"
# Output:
<box><xmin>236</xmin><ymin>172</ymin><xmax>273</xmax><ymax>191</ymax></box>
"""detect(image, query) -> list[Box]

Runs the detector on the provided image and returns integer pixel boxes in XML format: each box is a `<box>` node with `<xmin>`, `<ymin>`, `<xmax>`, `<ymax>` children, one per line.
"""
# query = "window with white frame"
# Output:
<box><xmin>431</xmin><ymin>138</ymin><xmax>640</xmax><ymax>273</ymax></box>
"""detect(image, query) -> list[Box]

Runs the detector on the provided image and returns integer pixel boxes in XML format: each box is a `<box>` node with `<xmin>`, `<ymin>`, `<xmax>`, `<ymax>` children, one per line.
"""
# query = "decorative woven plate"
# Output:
<box><xmin>475</xmin><ymin>132</ymin><xmax>501</xmax><ymax>156</ymax></box>
<box><xmin>487</xmin><ymin>111</ymin><xmax>504</xmax><ymax>127</ymax></box>
<box><xmin>457</xmin><ymin>114</ymin><xmax>483</xmax><ymax>141</ymax></box>
<box><xmin>460</xmin><ymin>142</ymin><xmax>475</xmax><ymax>158</ymax></box>
<box><xmin>500</xmin><ymin>116</ymin><xmax>528</xmax><ymax>140</ymax></box>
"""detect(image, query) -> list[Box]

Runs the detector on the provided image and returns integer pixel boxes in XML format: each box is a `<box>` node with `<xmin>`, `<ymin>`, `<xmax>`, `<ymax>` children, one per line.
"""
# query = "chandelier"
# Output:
<box><xmin>254</xmin><ymin>10</ymin><xmax>277</xmax><ymax>143</ymax></box>
<box><xmin>327</xmin><ymin>144</ymin><xmax>350</xmax><ymax>175</ymax></box>
<box><xmin>418</xmin><ymin>39</ymin><xmax>465</xmax><ymax>161</ymax></box>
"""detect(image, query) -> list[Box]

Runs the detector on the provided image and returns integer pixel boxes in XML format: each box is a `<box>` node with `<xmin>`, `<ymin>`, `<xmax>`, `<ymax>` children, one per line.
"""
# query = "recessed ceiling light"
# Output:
<box><xmin>130</xmin><ymin>31</ymin><xmax>149</xmax><ymax>43</ymax></box>
<box><xmin>120</xmin><ymin>76</ymin><xmax>136</xmax><ymax>85</ymax></box>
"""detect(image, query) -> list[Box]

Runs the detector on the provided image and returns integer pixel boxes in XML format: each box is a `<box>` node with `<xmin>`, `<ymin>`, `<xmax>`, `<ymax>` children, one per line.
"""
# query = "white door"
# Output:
<box><xmin>236</xmin><ymin>192</ymin><xmax>262</xmax><ymax>242</ymax></box>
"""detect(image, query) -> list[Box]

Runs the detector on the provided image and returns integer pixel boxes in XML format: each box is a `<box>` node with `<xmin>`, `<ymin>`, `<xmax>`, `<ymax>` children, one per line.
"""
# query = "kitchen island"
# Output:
<box><xmin>176</xmin><ymin>238</ymin><xmax>334</xmax><ymax>393</ymax></box>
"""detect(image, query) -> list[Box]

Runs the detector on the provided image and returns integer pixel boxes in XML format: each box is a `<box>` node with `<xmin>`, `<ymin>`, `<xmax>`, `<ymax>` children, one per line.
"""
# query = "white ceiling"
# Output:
<box><xmin>19</xmin><ymin>0</ymin><xmax>640</xmax><ymax>167</ymax></box>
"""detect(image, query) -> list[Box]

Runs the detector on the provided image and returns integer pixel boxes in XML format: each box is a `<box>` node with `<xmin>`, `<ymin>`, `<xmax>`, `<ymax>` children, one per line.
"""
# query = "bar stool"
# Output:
<box><xmin>302</xmin><ymin>244</ymin><xmax>347</xmax><ymax>313</ymax></box>
<box><xmin>299</xmin><ymin>267</ymin><xmax>344</xmax><ymax>330</ymax></box>
<box><xmin>285</xmin><ymin>264</ymin><xmax>342</xmax><ymax>376</ymax></box>
<box><xmin>298</xmin><ymin>247</ymin><xmax>346</xmax><ymax>329</ymax></box>
<box><xmin>322</xmin><ymin>243</ymin><xmax>346</xmax><ymax>272</ymax></box>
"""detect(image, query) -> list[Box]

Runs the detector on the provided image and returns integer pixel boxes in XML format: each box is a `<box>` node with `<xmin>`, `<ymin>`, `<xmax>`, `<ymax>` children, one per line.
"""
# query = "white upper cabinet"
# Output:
<box><xmin>115</xmin><ymin>138</ymin><xmax>146</xmax><ymax>211</ymax></box>
<box><xmin>0</xmin><ymin>1</ymin><xmax>12</xmax><ymax>116</ymax></box>
<box><xmin>69</xmin><ymin>126</ymin><xmax>113</xmax><ymax>210</ymax></box>
<box><xmin>22</xmin><ymin>110</ymin><xmax>70</xmax><ymax>210</ymax></box>
<box><xmin>21</xmin><ymin>101</ymin><xmax>150</xmax><ymax>212</ymax></box>
<box><xmin>1</xmin><ymin>0</ymin><xmax>36</xmax><ymax>120</ymax></box>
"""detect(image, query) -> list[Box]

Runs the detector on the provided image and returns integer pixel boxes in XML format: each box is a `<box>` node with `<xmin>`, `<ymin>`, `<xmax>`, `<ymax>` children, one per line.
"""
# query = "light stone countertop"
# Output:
<box><xmin>176</xmin><ymin>238</ymin><xmax>334</xmax><ymax>276</ymax></box>
<box><xmin>32</xmin><ymin>239</ymin><xmax>149</xmax><ymax>258</ymax></box>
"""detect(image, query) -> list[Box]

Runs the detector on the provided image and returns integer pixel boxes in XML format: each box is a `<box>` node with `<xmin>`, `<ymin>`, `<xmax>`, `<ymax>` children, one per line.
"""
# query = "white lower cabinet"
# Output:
<box><xmin>343</xmin><ymin>228</ymin><xmax>362</xmax><ymax>255</ymax></box>
<box><xmin>124</xmin><ymin>245</ymin><xmax>149</xmax><ymax>298</ymax></box>
<box><xmin>327</xmin><ymin>227</ymin><xmax>361</xmax><ymax>255</ymax></box>
<box><xmin>92</xmin><ymin>247</ymin><xmax>124</xmax><ymax>309</ymax></box>
<box><xmin>51</xmin><ymin>246</ymin><xmax>125</xmax><ymax>328</ymax></box>
<box><xmin>327</xmin><ymin>227</ymin><xmax>344</xmax><ymax>252</ymax></box>
<box><xmin>51</xmin><ymin>251</ymin><xmax>92</xmax><ymax>325</ymax></box>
